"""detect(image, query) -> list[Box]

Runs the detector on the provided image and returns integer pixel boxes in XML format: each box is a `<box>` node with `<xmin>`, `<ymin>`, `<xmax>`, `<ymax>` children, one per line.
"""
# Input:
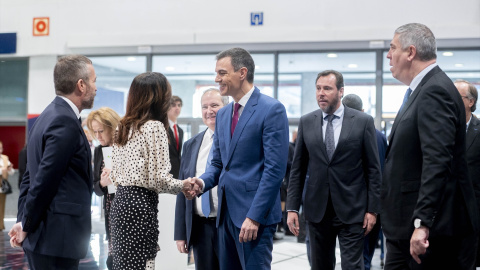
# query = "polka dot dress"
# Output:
<box><xmin>109</xmin><ymin>121</ymin><xmax>185</xmax><ymax>270</ymax></box>
<box><xmin>111</xmin><ymin>185</ymin><xmax>159</xmax><ymax>270</ymax></box>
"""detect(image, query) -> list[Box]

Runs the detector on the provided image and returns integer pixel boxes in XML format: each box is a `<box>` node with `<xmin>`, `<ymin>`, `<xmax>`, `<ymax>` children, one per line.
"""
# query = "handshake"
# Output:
<box><xmin>181</xmin><ymin>177</ymin><xmax>204</xmax><ymax>200</ymax></box>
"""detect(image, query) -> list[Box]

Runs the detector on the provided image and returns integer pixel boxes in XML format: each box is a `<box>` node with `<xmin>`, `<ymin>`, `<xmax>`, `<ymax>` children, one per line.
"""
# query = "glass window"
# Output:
<box><xmin>279</xmin><ymin>52</ymin><xmax>376</xmax><ymax>118</ymax></box>
<box><xmin>439</xmin><ymin>50</ymin><xmax>480</xmax><ymax>115</ymax></box>
<box><xmin>0</xmin><ymin>59</ymin><xmax>28</xmax><ymax>121</ymax></box>
<box><xmin>85</xmin><ymin>56</ymin><xmax>147</xmax><ymax>117</ymax></box>
<box><xmin>153</xmin><ymin>54</ymin><xmax>274</xmax><ymax>118</ymax></box>
<box><xmin>383</xmin><ymin>50</ymin><xmax>480</xmax><ymax>118</ymax></box>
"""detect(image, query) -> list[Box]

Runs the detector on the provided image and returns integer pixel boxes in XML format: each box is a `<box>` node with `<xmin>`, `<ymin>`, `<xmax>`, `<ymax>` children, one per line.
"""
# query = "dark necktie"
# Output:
<box><xmin>325</xmin><ymin>114</ymin><xmax>336</xmax><ymax>161</ymax></box>
<box><xmin>231</xmin><ymin>103</ymin><xmax>241</xmax><ymax>137</ymax></box>
<box><xmin>173</xmin><ymin>124</ymin><xmax>179</xmax><ymax>151</ymax></box>
<box><xmin>399</xmin><ymin>88</ymin><xmax>412</xmax><ymax>112</ymax></box>
<box><xmin>201</xmin><ymin>134</ymin><xmax>214</xmax><ymax>217</ymax></box>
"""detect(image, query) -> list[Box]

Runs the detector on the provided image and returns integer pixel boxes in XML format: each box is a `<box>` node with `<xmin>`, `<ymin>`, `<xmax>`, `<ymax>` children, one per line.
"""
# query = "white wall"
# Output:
<box><xmin>1</xmin><ymin>0</ymin><xmax>478</xmax><ymax>114</ymax></box>
<box><xmin>1</xmin><ymin>0</ymin><xmax>479</xmax><ymax>56</ymax></box>
<box><xmin>27</xmin><ymin>56</ymin><xmax>57</xmax><ymax>114</ymax></box>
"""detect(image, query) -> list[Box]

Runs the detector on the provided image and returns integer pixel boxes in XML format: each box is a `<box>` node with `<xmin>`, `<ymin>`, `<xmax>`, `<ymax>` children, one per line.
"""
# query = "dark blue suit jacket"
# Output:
<box><xmin>174</xmin><ymin>129</ymin><xmax>207</xmax><ymax>247</ymax></box>
<box><xmin>17</xmin><ymin>96</ymin><xmax>93</xmax><ymax>259</ymax></box>
<box><xmin>200</xmin><ymin>88</ymin><xmax>289</xmax><ymax>228</ymax></box>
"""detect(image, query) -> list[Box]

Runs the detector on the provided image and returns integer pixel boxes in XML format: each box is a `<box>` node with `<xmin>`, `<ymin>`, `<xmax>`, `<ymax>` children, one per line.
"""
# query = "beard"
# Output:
<box><xmin>320</xmin><ymin>95</ymin><xmax>340</xmax><ymax>114</ymax></box>
<box><xmin>81</xmin><ymin>96</ymin><xmax>95</xmax><ymax>109</ymax></box>
<box><xmin>81</xmin><ymin>87</ymin><xmax>95</xmax><ymax>110</ymax></box>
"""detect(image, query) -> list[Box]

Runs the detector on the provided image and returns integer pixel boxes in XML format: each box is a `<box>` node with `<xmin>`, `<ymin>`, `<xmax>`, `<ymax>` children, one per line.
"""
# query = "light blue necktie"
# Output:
<box><xmin>399</xmin><ymin>88</ymin><xmax>412</xmax><ymax>112</ymax></box>
<box><xmin>201</xmin><ymin>135</ymin><xmax>214</xmax><ymax>217</ymax></box>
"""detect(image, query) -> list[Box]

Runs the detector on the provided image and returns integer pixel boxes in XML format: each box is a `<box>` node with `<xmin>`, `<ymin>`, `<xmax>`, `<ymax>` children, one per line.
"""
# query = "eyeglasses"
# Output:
<box><xmin>461</xmin><ymin>96</ymin><xmax>471</xmax><ymax>100</ymax></box>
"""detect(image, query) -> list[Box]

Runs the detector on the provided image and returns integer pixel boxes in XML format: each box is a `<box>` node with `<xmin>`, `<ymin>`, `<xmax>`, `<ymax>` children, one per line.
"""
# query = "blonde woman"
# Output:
<box><xmin>86</xmin><ymin>107</ymin><xmax>121</xmax><ymax>270</ymax></box>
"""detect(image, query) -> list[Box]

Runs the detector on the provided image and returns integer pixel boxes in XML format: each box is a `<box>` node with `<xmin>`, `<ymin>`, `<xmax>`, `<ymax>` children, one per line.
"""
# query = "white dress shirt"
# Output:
<box><xmin>233</xmin><ymin>86</ymin><xmax>255</xmax><ymax>118</ymax></box>
<box><xmin>321</xmin><ymin>103</ymin><xmax>345</xmax><ymax>148</ymax></box>
<box><xmin>194</xmin><ymin>129</ymin><xmax>218</xmax><ymax>217</ymax></box>
<box><xmin>409</xmin><ymin>63</ymin><xmax>438</xmax><ymax>93</ymax></box>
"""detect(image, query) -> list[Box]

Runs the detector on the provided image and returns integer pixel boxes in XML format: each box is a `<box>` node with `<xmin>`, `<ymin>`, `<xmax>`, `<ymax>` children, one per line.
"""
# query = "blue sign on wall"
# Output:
<box><xmin>0</xmin><ymin>33</ymin><xmax>17</xmax><ymax>54</ymax></box>
<box><xmin>251</xmin><ymin>12</ymin><xmax>263</xmax><ymax>26</ymax></box>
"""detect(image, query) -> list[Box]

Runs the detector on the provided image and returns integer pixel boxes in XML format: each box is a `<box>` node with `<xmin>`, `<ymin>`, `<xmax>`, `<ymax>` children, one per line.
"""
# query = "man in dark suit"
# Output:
<box><xmin>287</xmin><ymin>70</ymin><xmax>382</xmax><ymax>270</ymax></box>
<box><xmin>168</xmin><ymin>95</ymin><xmax>184</xmax><ymax>178</ymax></box>
<box><xmin>342</xmin><ymin>93</ymin><xmax>388</xmax><ymax>270</ymax></box>
<box><xmin>381</xmin><ymin>23</ymin><xmax>479</xmax><ymax>269</ymax></box>
<box><xmin>9</xmin><ymin>55</ymin><xmax>96</xmax><ymax>269</ymax></box>
<box><xmin>174</xmin><ymin>88</ymin><xmax>228</xmax><ymax>270</ymax></box>
<box><xmin>455</xmin><ymin>79</ymin><xmax>480</xmax><ymax>266</ymax></box>
<box><xmin>195</xmin><ymin>48</ymin><xmax>289</xmax><ymax>270</ymax></box>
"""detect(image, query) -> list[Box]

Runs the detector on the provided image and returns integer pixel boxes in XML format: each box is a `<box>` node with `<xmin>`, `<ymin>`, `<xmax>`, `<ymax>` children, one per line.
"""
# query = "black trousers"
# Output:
<box><xmin>191</xmin><ymin>215</ymin><xmax>220</xmax><ymax>270</ymax></box>
<box><xmin>385</xmin><ymin>234</ymin><xmax>476</xmax><ymax>270</ymax></box>
<box><xmin>24</xmin><ymin>249</ymin><xmax>79</xmax><ymax>270</ymax></box>
<box><xmin>308</xmin><ymin>197</ymin><xmax>365</xmax><ymax>270</ymax></box>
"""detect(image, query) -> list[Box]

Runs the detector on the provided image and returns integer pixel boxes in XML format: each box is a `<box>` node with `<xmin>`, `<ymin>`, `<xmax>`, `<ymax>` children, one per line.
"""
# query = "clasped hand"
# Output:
<box><xmin>8</xmin><ymin>222</ymin><xmax>27</xmax><ymax>248</ymax></box>
<box><xmin>181</xmin><ymin>177</ymin><xmax>203</xmax><ymax>200</ymax></box>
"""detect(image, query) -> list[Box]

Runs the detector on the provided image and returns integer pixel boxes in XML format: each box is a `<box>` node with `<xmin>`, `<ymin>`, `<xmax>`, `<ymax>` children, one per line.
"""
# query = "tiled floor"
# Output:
<box><xmin>1</xmin><ymin>218</ymin><xmax>385</xmax><ymax>270</ymax></box>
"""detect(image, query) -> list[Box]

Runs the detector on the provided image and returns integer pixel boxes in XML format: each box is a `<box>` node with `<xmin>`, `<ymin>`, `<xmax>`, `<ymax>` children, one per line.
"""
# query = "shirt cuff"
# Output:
<box><xmin>198</xmin><ymin>178</ymin><xmax>206</xmax><ymax>193</ymax></box>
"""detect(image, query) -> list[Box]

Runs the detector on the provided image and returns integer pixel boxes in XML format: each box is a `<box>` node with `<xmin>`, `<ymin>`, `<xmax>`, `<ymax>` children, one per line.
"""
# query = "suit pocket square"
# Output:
<box><xmin>54</xmin><ymin>202</ymin><xmax>83</xmax><ymax>216</ymax></box>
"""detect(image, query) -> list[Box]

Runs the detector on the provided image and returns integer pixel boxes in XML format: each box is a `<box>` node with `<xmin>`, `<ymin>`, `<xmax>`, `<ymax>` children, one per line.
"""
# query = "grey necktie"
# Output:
<box><xmin>325</xmin><ymin>114</ymin><xmax>336</xmax><ymax>160</ymax></box>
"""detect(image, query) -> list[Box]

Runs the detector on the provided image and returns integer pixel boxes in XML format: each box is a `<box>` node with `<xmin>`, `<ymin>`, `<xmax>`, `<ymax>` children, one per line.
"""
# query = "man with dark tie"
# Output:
<box><xmin>381</xmin><ymin>23</ymin><xmax>479</xmax><ymax>269</ymax></box>
<box><xmin>455</xmin><ymin>79</ymin><xmax>480</xmax><ymax>267</ymax></box>
<box><xmin>195</xmin><ymin>47</ymin><xmax>289</xmax><ymax>270</ymax></box>
<box><xmin>168</xmin><ymin>95</ymin><xmax>184</xmax><ymax>178</ymax></box>
<box><xmin>174</xmin><ymin>88</ymin><xmax>228</xmax><ymax>270</ymax></box>
<box><xmin>287</xmin><ymin>70</ymin><xmax>381</xmax><ymax>270</ymax></box>
<box><xmin>9</xmin><ymin>55</ymin><xmax>96</xmax><ymax>269</ymax></box>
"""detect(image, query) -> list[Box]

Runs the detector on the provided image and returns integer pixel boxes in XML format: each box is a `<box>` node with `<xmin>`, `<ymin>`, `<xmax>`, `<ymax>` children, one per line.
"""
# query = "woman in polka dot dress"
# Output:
<box><xmin>108</xmin><ymin>72</ymin><xmax>196</xmax><ymax>270</ymax></box>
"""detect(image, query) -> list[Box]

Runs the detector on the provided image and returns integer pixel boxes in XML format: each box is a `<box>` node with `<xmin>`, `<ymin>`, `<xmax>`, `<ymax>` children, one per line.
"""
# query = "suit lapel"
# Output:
<box><xmin>223</xmin><ymin>102</ymin><xmax>234</xmax><ymax>153</ymax></box>
<box><xmin>332</xmin><ymin>107</ymin><xmax>355</xmax><ymax>161</ymax></box>
<box><xmin>188</xmin><ymin>130</ymin><xmax>206</xmax><ymax>176</ymax></box>
<box><xmin>466</xmin><ymin>116</ymin><xmax>480</xmax><ymax>152</ymax></box>
<box><xmin>227</xmin><ymin>88</ymin><xmax>259</xmax><ymax>163</ymax></box>
<box><xmin>387</xmin><ymin>66</ymin><xmax>441</xmax><ymax>154</ymax></box>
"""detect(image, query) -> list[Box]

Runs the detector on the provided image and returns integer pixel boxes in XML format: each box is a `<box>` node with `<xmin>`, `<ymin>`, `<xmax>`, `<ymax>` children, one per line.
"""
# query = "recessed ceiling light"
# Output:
<box><xmin>347</xmin><ymin>64</ymin><xmax>358</xmax><ymax>68</ymax></box>
<box><xmin>442</xmin><ymin>52</ymin><xmax>454</xmax><ymax>57</ymax></box>
<box><xmin>327</xmin><ymin>53</ymin><xmax>338</xmax><ymax>58</ymax></box>
<box><xmin>127</xmin><ymin>57</ymin><xmax>136</xmax><ymax>62</ymax></box>
<box><xmin>455</xmin><ymin>63</ymin><xmax>464</xmax><ymax>67</ymax></box>
<box><xmin>255</xmin><ymin>65</ymin><xmax>260</xmax><ymax>70</ymax></box>
<box><xmin>165</xmin><ymin>66</ymin><xmax>175</xmax><ymax>71</ymax></box>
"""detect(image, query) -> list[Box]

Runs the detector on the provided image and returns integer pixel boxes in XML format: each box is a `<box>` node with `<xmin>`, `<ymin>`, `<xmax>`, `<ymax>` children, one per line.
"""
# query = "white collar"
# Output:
<box><xmin>322</xmin><ymin>103</ymin><xmax>345</xmax><ymax>119</ymax></box>
<box><xmin>409</xmin><ymin>63</ymin><xmax>438</xmax><ymax>91</ymax></box>
<box><xmin>58</xmin><ymin>95</ymin><xmax>80</xmax><ymax>119</ymax></box>
<box><xmin>236</xmin><ymin>86</ymin><xmax>255</xmax><ymax>108</ymax></box>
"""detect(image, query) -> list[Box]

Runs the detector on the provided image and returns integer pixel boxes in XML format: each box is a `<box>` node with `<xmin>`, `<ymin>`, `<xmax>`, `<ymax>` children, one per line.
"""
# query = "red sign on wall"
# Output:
<box><xmin>33</xmin><ymin>17</ymin><xmax>49</xmax><ymax>36</ymax></box>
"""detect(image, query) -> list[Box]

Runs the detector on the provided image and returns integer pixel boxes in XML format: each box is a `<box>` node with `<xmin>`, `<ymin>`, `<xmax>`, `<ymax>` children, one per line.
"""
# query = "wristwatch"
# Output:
<box><xmin>414</xmin><ymin>218</ymin><xmax>422</xmax><ymax>229</ymax></box>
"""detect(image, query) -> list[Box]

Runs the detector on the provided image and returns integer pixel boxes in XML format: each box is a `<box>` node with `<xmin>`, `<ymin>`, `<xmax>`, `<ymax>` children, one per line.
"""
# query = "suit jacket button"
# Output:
<box><xmin>225</xmin><ymin>167</ymin><xmax>229</xmax><ymax>172</ymax></box>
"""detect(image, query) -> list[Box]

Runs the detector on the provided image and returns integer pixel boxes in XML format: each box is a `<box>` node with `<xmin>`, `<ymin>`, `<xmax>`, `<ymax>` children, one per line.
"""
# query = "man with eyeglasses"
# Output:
<box><xmin>455</xmin><ymin>79</ymin><xmax>480</xmax><ymax>267</ymax></box>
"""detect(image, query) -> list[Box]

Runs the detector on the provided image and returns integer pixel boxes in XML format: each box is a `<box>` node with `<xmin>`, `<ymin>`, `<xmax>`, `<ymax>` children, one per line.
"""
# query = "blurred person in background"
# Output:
<box><xmin>0</xmin><ymin>140</ymin><xmax>14</xmax><ymax>231</ymax></box>
<box><xmin>86</xmin><ymin>107</ymin><xmax>121</xmax><ymax>270</ymax></box>
<box><xmin>168</xmin><ymin>95</ymin><xmax>184</xmax><ymax>178</ymax></box>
